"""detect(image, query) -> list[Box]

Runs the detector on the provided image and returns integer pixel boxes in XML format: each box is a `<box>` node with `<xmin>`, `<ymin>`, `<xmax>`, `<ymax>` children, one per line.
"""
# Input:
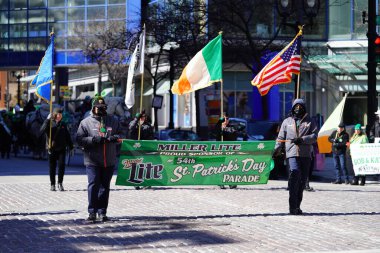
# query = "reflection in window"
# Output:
<box><xmin>68</xmin><ymin>22</ymin><xmax>84</xmax><ymax>36</ymax></box>
<box><xmin>0</xmin><ymin>11</ymin><xmax>7</xmax><ymax>24</ymax></box>
<box><xmin>88</xmin><ymin>6</ymin><xmax>105</xmax><ymax>20</ymax></box>
<box><xmin>48</xmin><ymin>0</ymin><xmax>65</xmax><ymax>7</ymax></box>
<box><xmin>87</xmin><ymin>21</ymin><xmax>105</xmax><ymax>34</ymax></box>
<box><xmin>353</xmin><ymin>1</ymin><xmax>367</xmax><ymax>39</ymax></box>
<box><xmin>0</xmin><ymin>0</ymin><xmax>8</xmax><ymax>10</ymax></box>
<box><xmin>54</xmin><ymin>37</ymin><xmax>65</xmax><ymax>50</ymax></box>
<box><xmin>10</xmin><ymin>38</ymin><xmax>27</xmax><ymax>51</ymax></box>
<box><xmin>48</xmin><ymin>23</ymin><xmax>66</xmax><ymax>36</ymax></box>
<box><xmin>88</xmin><ymin>0</ymin><xmax>105</xmax><ymax>5</ymax></box>
<box><xmin>29</xmin><ymin>23</ymin><xmax>47</xmax><ymax>37</ymax></box>
<box><xmin>68</xmin><ymin>0</ymin><xmax>85</xmax><ymax>6</ymax></box>
<box><xmin>0</xmin><ymin>25</ymin><xmax>8</xmax><ymax>38</ymax></box>
<box><xmin>48</xmin><ymin>8</ymin><xmax>65</xmax><ymax>22</ymax></box>
<box><xmin>108</xmin><ymin>0</ymin><xmax>125</xmax><ymax>4</ymax></box>
<box><xmin>67</xmin><ymin>7</ymin><xmax>85</xmax><ymax>21</ymax></box>
<box><xmin>108</xmin><ymin>5</ymin><xmax>126</xmax><ymax>19</ymax></box>
<box><xmin>329</xmin><ymin>0</ymin><xmax>350</xmax><ymax>39</ymax></box>
<box><xmin>10</xmin><ymin>0</ymin><xmax>27</xmax><ymax>9</ymax></box>
<box><xmin>29</xmin><ymin>10</ymin><xmax>47</xmax><ymax>23</ymax></box>
<box><xmin>29</xmin><ymin>0</ymin><xmax>47</xmax><ymax>8</ymax></box>
<box><xmin>10</xmin><ymin>24</ymin><xmax>27</xmax><ymax>37</ymax></box>
<box><xmin>0</xmin><ymin>39</ymin><xmax>8</xmax><ymax>50</ymax></box>
<box><xmin>67</xmin><ymin>36</ymin><xmax>84</xmax><ymax>49</ymax></box>
<box><xmin>28</xmin><ymin>37</ymin><xmax>47</xmax><ymax>51</ymax></box>
<box><xmin>9</xmin><ymin>10</ymin><xmax>27</xmax><ymax>24</ymax></box>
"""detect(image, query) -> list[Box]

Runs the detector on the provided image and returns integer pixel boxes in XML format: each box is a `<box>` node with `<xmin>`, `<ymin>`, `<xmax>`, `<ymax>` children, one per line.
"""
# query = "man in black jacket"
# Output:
<box><xmin>328</xmin><ymin>122</ymin><xmax>350</xmax><ymax>184</ymax></box>
<box><xmin>369</xmin><ymin>109</ymin><xmax>380</xmax><ymax>143</ymax></box>
<box><xmin>76</xmin><ymin>95</ymin><xmax>122</xmax><ymax>222</ymax></box>
<box><xmin>40</xmin><ymin>108</ymin><xmax>73</xmax><ymax>191</ymax></box>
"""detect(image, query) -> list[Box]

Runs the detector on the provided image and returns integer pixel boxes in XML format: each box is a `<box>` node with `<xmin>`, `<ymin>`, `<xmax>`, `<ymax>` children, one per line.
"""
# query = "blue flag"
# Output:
<box><xmin>31</xmin><ymin>34</ymin><xmax>54</xmax><ymax>102</ymax></box>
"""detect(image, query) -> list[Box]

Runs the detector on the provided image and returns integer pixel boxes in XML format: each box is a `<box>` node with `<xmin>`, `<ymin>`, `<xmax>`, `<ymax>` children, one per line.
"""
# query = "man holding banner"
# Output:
<box><xmin>274</xmin><ymin>99</ymin><xmax>318</xmax><ymax>215</ymax></box>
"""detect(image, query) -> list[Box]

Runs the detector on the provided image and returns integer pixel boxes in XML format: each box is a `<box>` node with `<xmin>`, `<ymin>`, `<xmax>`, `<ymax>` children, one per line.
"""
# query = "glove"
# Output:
<box><xmin>47</xmin><ymin>113</ymin><xmax>52</xmax><ymax>120</ymax></box>
<box><xmin>272</xmin><ymin>147</ymin><xmax>284</xmax><ymax>159</ymax></box>
<box><xmin>92</xmin><ymin>136</ymin><xmax>105</xmax><ymax>144</ymax></box>
<box><xmin>108</xmin><ymin>135</ymin><xmax>120</xmax><ymax>143</ymax></box>
<box><xmin>292</xmin><ymin>137</ymin><xmax>304</xmax><ymax>145</ymax></box>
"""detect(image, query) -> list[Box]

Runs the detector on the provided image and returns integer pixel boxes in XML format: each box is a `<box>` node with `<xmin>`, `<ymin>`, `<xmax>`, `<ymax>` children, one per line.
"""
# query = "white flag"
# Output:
<box><xmin>124</xmin><ymin>27</ymin><xmax>145</xmax><ymax>109</ymax></box>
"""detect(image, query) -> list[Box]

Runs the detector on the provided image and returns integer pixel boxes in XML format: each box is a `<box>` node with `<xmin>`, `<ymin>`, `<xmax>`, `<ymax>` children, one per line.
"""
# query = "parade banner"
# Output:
<box><xmin>116</xmin><ymin>140</ymin><xmax>275</xmax><ymax>187</ymax></box>
<box><xmin>350</xmin><ymin>143</ymin><xmax>380</xmax><ymax>175</ymax></box>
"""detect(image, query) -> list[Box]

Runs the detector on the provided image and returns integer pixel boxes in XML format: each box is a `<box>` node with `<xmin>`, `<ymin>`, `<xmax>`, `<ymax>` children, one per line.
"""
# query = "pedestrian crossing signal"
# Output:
<box><xmin>375</xmin><ymin>35</ymin><xmax>380</xmax><ymax>63</ymax></box>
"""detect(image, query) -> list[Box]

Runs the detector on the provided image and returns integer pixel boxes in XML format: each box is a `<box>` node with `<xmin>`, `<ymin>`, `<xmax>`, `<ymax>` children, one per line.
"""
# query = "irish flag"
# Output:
<box><xmin>171</xmin><ymin>34</ymin><xmax>222</xmax><ymax>95</ymax></box>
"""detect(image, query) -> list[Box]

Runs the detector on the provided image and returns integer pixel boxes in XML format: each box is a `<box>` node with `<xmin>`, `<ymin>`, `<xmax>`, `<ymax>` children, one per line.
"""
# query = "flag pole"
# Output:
<box><xmin>138</xmin><ymin>24</ymin><xmax>145</xmax><ymax>140</ymax></box>
<box><xmin>295</xmin><ymin>25</ymin><xmax>303</xmax><ymax>99</ymax></box>
<box><xmin>48</xmin><ymin>29</ymin><xmax>54</xmax><ymax>151</ymax></box>
<box><xmin>219</xmin><ymin>31</ymin><xmax>224</xmax><ymax>142</ymax></box>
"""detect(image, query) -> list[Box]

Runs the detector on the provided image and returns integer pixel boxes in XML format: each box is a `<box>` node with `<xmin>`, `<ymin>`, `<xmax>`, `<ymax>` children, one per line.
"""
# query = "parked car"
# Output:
<box><xmin>228</xmin><ymin>118</ymin><xmax>280</xmax><ymax>141</ymax></box>
<box><xmin>158</xmin><ymin>128</ymin><xmax>200</xmax><ymax>141</ymax></box>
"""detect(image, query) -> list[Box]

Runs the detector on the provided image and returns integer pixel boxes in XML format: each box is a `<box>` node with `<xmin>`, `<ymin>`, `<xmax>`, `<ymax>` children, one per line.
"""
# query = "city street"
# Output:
<box><xmin>0</xmin><ymin>152</ymin><xmax>379</xmax><ymax>253</ymax></box>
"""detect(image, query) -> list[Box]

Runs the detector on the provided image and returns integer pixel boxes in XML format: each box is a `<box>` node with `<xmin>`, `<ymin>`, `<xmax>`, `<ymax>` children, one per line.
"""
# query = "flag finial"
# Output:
<box><xmin>218</xmin><ymin>31</ymin><xmax>223</xmax><ymax>35</ymax></box>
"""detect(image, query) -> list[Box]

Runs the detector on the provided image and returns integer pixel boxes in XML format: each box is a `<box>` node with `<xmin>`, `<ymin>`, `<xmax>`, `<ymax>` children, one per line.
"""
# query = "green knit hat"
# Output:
<box><xmin>354</xmin><ymin>124</ymin><xmax>361</xmax><ymax>130</ymax></box>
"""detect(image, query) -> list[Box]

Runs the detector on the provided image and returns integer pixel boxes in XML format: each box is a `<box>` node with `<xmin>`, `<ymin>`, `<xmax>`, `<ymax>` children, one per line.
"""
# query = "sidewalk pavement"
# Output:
<box><xmin>0</xmin><ymin>152</ymin><xmax>379</xmax><ymax>253</ymax></box>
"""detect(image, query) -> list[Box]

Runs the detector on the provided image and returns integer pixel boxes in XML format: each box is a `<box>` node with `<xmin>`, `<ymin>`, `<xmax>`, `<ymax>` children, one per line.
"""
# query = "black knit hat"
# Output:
<box><xmin>338</xmin><ymin>122</ymin><xmax>345</xmax><ymax>128</ymax></box>
<box><xmin>92</xmin><ymin>94</ymin><xmax>107</xmax><ymax>107</ymax></box>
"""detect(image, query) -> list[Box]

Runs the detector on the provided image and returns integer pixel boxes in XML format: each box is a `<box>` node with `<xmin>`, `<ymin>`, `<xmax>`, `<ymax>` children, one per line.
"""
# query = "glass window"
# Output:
<box><xmin>0</xmin><ymin>39</ymin><xmax>8</xmax><ymax>50</ymax></box>
<box><xmin>68</xmin><ymin>0</ymin><xmax>85</xmax><ymax>7</ymax></box>
<box><xmin>88</xmin><ymin>6</ymin><xmax>105</xmax><ymax>20</ymax></box>
<box><xmin>0</xmin><ymin>0</ymin><xmax>8</xmax><ymax>10</ymax></box>
<box><xmin>28</xmin><ymin>37</ymin><xmax>47</xmax><ymax>51</ymax></box>
<box><xmin>48</xmin><ymin>22</ymin><xmax>66</xmax><ymax>36</ymax></box>
<box><xmin>29</xmin><ymin>0</ymin><xmax>47</xmax><ymax>8</ymax></box>
<box><xmin>48</xmin><ymin>8</ymin><xmax>65</xmax><ymax>22</ymax></box>
<box><xmin>329</xmin><ymin>0</ymin><xmax>351</xmax><ymax>39</ymax></box>
<box><xmin>353</xmin><ymin>0</ymin><xmax>367</xmax><ymax>39</ymax></box>
<box><xmin>9</xmin><ymin>38</ymin><xmax>27</xmax><ymax>51</ymax></box>
<box><xmin>88</xmin><ymin>0</ymin><xmax>105</xmax><ymax>5</ymax></box>
<box><xmin>10</xmin><ymin>0</ymin><xmax>27</xmax><ymax>9</ymax></box>
<box><xmin>29</xmin><ymin>9</ymin><xmax>47</xmax><ymax>23</ymax></box>
<box><xmin>67</xmin><ymin>7</ymin><xmax>84</xmax><ymax>21</ymax></box>
<box><xmin>87</xmin><ymin>21</ymin><xmax>105</xmax><ymax>34</ymax></box>
<box><xmin>68</xmin><ymin>21</ymin><xmax>84</xmax><ymax>35</ymax></box>
<box><xmin>10</xmin><ymin>24</ymin><xmax>27</xmax><ymax>37</ymax></box>
<box><xmin>29</xmin><ymin>23</ymin><xmax>47</xmax><ymax>37</ymax></box>
<box><xmin>0</xmin><ymin>25</ymin><xmax>8</xmax><ymax>38</ymax></box>
<box><xmin>48</xmin><ymin>0</ymin><xmax>65</xmax><ymax>7</ymax></box>
<box><xmin>0</xmin><ymin>11</ymin><xmax>7</xmax><ymax>24</ymax></box>
<box><xmin>67</xmin><ymin>36</ymin><xmax>84</xmax><ymax>49</ymax></box>
<box><xmin>107</xmin><ymin>5</ymin><xmax>126</xmax><ymax>19</ymax></box>
<box><xmin>54</xmin><ymin>37</ymin><xmax>65</xmax><ymax>49</ymax></box>
<box><xmin>9</xmin><ymin>10</ymin><xmax>27</xmax><ymax>24</ymax></box>
<box><xmin>108</xmin><ymin>0</ymin><xmax>125</xmax><ymax>4</ymax></box>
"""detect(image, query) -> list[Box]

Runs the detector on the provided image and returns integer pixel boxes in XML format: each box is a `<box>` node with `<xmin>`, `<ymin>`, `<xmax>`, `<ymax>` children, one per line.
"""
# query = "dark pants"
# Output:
<box><xmin>86</xmin><ymin>165</ymin><xmax>114</xmax><ymax>215</ymax></box>
<box><xmin>333</xmin><ymin>153</ymin><xmax>348</xmax><ymax>181</ymax></box>
<box><xmin>287</xmin><ymin>157</ymin><xmax>311</xmax><ymax>211</ymax></box>
<box><xmin>49</xmin><ymin>149</ymin><xmax>66</xmax><ymax>185</ymax></box>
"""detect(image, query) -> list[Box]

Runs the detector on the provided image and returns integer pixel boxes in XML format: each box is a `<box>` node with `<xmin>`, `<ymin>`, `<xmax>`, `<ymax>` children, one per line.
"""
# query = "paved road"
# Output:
<box><xmin>0</xmin><ymin>153</ymin><xmax>379</xmax><ymax>253</ymax></box>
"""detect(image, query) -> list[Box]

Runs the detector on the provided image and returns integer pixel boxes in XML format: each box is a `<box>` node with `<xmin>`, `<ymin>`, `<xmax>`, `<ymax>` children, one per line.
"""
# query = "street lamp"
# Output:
<box><xmin>276</xmin><ymin>0</ymin><xmax>320</xmax><ymax>98</ymax></box>
<box><xmin>12</xmin><ymin>71</ymin><xmax>23</xmax><ymax>106</ymax></box>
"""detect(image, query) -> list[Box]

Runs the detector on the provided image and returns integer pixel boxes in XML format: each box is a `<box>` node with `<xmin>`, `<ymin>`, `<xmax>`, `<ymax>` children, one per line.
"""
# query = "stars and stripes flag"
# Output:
<box><xmin>251</xmin><ymin>32</ymin><xmax>302</xmax><ymax>96</ymax></box>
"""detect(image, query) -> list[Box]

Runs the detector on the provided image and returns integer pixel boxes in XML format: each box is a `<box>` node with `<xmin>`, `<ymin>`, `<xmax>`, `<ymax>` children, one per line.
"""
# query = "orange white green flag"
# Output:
<box><xmin>171</xmin><ymin>34</ymin><xmax>222</xmax><ymax>95</ymax></box>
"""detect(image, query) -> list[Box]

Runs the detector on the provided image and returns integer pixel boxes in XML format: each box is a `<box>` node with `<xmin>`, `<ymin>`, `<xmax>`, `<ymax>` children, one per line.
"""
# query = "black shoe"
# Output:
<box><xmin>289</xmin><ymin>208</ymin><xmax>303</xmax><ymax>215</ymax></box>
<box><xmin>359</xmin><ymin>182</ymin><xmax>365</xmax><ymax>186</ymax></box>
<box><xmin>98</xmin><ymin>214</ymin><xmax>109</xmax><ymax>222</ymax></box>
<box><xmin>304</xmin><ymin>185</ymin><xmax>314</xmax><ymax>192</ymax></box>
<box><xmin>135</xmin><ymin>186</ymin><xmax>141</xmax><ymax>190</ymax></box>
<box><xmin>58</xmin><ymin>183</ymin><xmax>64</xmax><ymax>191</ymax></box>
<box><xmin>350</xmin><ymin>181</ymin><xmax>359</xmax><ymax>185</ymax></box>
<box><xmin>87</xmin><ymin>213</ymin><xmax>96</xmax><ymax>222</ymax></box>
<box><xmin>331</xmin><ymin>180</ymin><xmax>342</xmax><ymax>184</ymax></box>
<box><xmin>229</xmin><ymin>185</ymin><xmax>237</xmax><ymax>189</ymax></box>
<box><xmin>345</xmin><ymin>180</ymin><xmax>350</xmax><ymax>185</ymax></box>
<box><xmin>296</xmin><ymin>208</ymin><xmax>303</xmax><ymax>215</ymax></box>
<box><xmin>50</xmin><ymin>185</ymin><xmax>56</xmax><ymax>191</ymax></box>
<box><xmin>219</xmin><ymin>185</ymin><xmax>226</xmax><ymax>189</ymax></box>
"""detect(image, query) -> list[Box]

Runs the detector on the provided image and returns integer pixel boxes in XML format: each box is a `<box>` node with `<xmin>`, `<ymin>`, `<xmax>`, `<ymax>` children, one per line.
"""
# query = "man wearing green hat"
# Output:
<box><xmin>76</xmin><ymin>95</ymin><xmax>122</xmax><ymax>222</ymax></box>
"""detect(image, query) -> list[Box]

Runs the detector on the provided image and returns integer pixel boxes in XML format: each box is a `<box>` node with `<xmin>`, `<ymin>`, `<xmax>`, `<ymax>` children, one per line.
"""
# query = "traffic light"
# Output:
<box><xmin>375</xmin><ymin>34</ymin><xmax>380</xmax><ymax>63</ymax></box>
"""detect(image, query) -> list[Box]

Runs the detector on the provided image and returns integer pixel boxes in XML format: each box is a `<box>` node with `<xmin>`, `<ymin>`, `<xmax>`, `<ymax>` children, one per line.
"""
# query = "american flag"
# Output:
<box><xmin>252</xmin><ymin>35</ymin><xmax>302</xmax><ymax>96</ymax></box>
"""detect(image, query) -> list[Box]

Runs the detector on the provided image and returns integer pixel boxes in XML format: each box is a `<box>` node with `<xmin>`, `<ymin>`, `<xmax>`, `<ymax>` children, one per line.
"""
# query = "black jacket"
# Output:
<box><xmin>215</xmin><ymin>121</ymin><xmax>238</xmax><ymax>141</ymax></box>
<box><xmin>328</xmin><ymin>130</ymin><xmax>349</xmax><ymax>155</ymax></box>
<box><xmin>40</xmin><ymin>119</ymin><xmax>73</xmax><ymax>152</ymax></box>
<box><xmin>369</xmin><ymin>121</ymin><xmax>380</xmax><ymax>143</ymax></box>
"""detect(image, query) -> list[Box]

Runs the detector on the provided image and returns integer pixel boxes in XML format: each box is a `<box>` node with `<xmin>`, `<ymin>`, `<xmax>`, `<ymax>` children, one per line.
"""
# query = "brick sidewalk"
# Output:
<box><xmin>0</xmin><ymin>154</ymin><xmax>380</xmax><ymax>253</ymax></box>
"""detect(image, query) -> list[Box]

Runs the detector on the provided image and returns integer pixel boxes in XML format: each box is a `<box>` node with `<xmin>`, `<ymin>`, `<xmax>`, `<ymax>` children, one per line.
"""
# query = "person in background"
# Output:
<box><xmin>128</xmin><ymin>110</ymin><xmax>154</xmax><ymax>189</ymax></box>
<box><xmin>369</xmin><ymin>109</ymin><xmax>380</xmax><ymax>143</ymax></box>
<box><xmin>0</xmin><ymin>112</ymin><xmax>12</xmax><ymax>159</ymax></box>
<box><xmin>76</xmin><ymin>95</ymin><xmax>122</xmax><ymax>222</ymax></box>
<box><xmin>40</xmin><ymin>108</ymin><xmax>73</xmax><ymax>191</ymax></box>
<box><xmin>328</xmin><ymin>122</ymin><xmax>350</xmax><ymax>184</ymax></box>
<box><xmin>348</xmin><ymin>124</ymin><xmax>368</xmax><ymax>186</ymax></box>
<box><xmin>273</xmin><ymin>98</ymin><xmax>318</xmax><ymax>215</ymax></box>
<box><xmin>214</xmin><ymin>114</ymin><xmax>238</xmax><ymax>189</ymax></box>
